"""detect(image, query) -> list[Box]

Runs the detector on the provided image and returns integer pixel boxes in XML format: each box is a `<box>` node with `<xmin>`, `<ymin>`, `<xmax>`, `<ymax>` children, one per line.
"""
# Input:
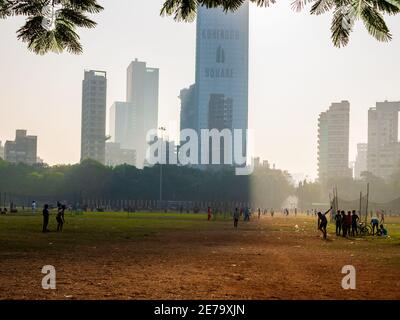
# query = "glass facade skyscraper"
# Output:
<box><xmin>195</xmin><ymin>2</ymin><xmax>249</xmax><ymax>139</ymax></box>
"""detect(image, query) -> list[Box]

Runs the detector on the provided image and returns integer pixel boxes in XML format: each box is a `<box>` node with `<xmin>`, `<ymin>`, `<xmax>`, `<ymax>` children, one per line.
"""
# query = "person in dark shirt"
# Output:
<box><xmin>42</xmin><ymin>204</ymin><xmax>50</xmax><ymax>233</ymax></box>
<box><xmin>351</xmin><ymin>210</ymin><xmax>359</xmax><ymax>236</ymax></box>
<box><xmin>317</xmin><ymin>207</ymin><xmax>332</xmax><ymax>240</ymax></box>
<box><xmin>334</xmin><ymin>210</ymin><xmax>342</xmax><ymax>236</ymax></box>
<box><xmin>341</xmin><ymin>211</ymin><xmax>347</xmax><ymax>237</ymax></box>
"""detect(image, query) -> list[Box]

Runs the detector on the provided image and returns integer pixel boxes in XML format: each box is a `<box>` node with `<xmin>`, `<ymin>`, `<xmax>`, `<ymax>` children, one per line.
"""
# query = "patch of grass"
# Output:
<box><xmin>0</xmin><ymin>211</ymin><xmax>229</xmax><ymax>253</ymax></box>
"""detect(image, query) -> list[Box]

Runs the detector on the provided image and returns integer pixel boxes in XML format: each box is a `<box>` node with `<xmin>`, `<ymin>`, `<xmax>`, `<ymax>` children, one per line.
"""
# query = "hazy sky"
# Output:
<box><xmin>1</xmin><ymin>0</ymin><xmax>400</xmax><ymax>179</ymax></box>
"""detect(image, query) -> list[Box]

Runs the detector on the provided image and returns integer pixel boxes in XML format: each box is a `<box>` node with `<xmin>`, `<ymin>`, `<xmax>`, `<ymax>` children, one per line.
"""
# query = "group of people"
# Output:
<box><xmin>317</xmin><ymin>207</ymin><xmax>388</xmax><ymax>240</ymax></box>
<box><xmin>42</xmin><ymin>201</ymin><xmax>66</xmax><ymax>233</ymax></box>
<box><xmin>333</xmin><ymin>210</ymin><xmax>360</xmax><ymax>237</ymax></box>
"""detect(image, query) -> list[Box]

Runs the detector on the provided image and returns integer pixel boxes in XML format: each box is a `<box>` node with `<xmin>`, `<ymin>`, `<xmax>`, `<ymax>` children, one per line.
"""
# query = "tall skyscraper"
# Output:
<box><xmin>179</xmin><ymin>84</ymin><xmax>197</xmax><ymax>133</ymax></box>
<box><xmin>354</xmin><ymin>143</ymin><xmax>368</xmax><ymax>179</ymax></box>
<box><xmin>4</xmin><ymin>129</ymin><xmax>37</xmax><ymax>165</ymax></box>
<box><xmin>109</xmin><ymin>102</ymin><xmax>136</xmax><ymax>150</ymax></box>
<box><xmin>182</xmin><ymin>2</ymin><xmax>249</xmax><ymax>165</ymax></box>
<box><xmin>367</xmin><ymin>101</ymin><xmax>400</xmax><ymax>180</ymax></box>
<box><xmin>126</xmin><ymin>59</ymin><xmax>159</xmax><ymax>168</ymax></box>
<box><xmin>0</xmin><ymin>141</ymin><xmax>4</xmax><ymax>160</ymax></box>
<box><xmin>317</xmin><ymin>101</ymin><xmax>351</xmax><ymax>183</ymax></box>
<box><xmin>80</xmin><ymin>70</ymin><xmax>107</xmax><ymax>164</ymax></box>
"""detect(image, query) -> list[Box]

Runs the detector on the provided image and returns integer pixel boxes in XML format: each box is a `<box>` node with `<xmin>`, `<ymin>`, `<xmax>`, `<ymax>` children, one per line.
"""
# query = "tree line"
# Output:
<box><xmin>0</xmin><ymin>158</ymin><xmax>293</xmax><ymax>208</ymax></box>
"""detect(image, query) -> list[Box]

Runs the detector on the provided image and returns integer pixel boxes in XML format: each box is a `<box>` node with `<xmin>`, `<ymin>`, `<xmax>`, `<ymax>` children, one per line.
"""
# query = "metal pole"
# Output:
<box><xmin>365</xmin><ymin>183</ymin><xmax>369</xmax><ymax>224</ymax></box>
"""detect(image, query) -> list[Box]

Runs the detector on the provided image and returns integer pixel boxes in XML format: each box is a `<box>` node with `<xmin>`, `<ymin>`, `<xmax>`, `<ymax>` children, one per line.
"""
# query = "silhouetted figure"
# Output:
<box><xmin>42</xmin><ymin>204</ymin><xmax>50</xmax><ymax>233</ymax></box>
<box><xmin>341</xmin><ymin>211</ymin><xmax>347</xmax><ymax>237</ymax></box>
<box><xmin>317</xmin><ymin>207</ymin><xmax>332</xmax><ymax>239</ymax></box>
<box><xmin>334</xmin><ymin>210</ymin><xmax>342</xmax><ymax>236</ymax></box>
<box><xmin>351</xmin><ymin>210</ymin><xmax>359</xmax><ymax>236</ymax></box>
<box><xmin>233</xmin><ymin>207</ymin><xmax>239</xmax><ymax>228</ymax></box>
<box><xmin>56</xmin><ymin>204</ymin><xmax>65</xmax><ymax>232</ymax></box>
<box><xmin>207</xmin><ymin>206</ymin><xmax>212</xmax><ymax>221</ymax></box>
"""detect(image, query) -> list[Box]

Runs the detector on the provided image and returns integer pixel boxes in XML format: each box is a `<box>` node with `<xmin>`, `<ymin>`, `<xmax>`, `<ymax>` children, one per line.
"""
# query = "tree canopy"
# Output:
<box><xmin>1</xmin><ymin>0</ymin><xmax>399</xmax><ymax>54</ymax></box>
<box><xmin>0</xmin><ymin>158</ymin><xmax>293</xmax><ymax>208</ymax></box>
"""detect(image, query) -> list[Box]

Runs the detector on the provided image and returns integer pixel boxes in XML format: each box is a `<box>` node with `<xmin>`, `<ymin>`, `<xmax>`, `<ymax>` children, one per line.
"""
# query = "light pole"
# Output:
<box><xmin>159</xmin><ymin>126</ymin><xmax>166</xmax><ymax>211</ymax></box>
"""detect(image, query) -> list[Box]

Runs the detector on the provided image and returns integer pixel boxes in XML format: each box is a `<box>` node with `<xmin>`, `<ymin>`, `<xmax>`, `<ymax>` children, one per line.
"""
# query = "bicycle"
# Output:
<box><xmin>357</xmin><ymin>221</ymin><xmax>372</xmax><ymax>236</ymax></box>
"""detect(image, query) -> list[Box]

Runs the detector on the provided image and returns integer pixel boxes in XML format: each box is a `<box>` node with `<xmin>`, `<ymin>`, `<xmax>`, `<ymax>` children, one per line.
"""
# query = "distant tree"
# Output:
<box><xmin>1</xmin><ymin>0</ymin><xmax>399</xmax><ymax>54</ymax></box>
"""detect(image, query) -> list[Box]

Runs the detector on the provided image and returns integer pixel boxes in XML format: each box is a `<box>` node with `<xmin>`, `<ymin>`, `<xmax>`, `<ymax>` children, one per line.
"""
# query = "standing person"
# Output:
<box><xmin>207</xmin><ymin>206</ymin><xmax>212</xmax><ymax>221</ymax></box>
<box><xmin>294</xmin><ymin>208</ymin><xmax>297</xmax><ymax>217</ymax></box>
<box><xmin>380</xmin><ymin>210</ymin><xmax>385</xmax><ymax>225</ymax></box>
<box><xmin>32</xmin><ymin>200</ymin><xmax>37</xmax><ymax>214</ymax></box>
<box><xmin>233</xmin><ymin>207</ymin><xmax>239</xmax><ymax>228</ymax></box>
<box><xmin>341</xmin><ymin>211</ymin><xmax>347</xmax><ymax>237</ymax></box>
<box><xmin>42</xmin><ymin>204</ymin><xmax>50</xmax><ymax>233</ymax></box>
<box><xmin>317</xmin><ymin>207</ymin><xmax>332</xmax><ymax>240</ymax></box>
<box><xmin>345</xmin><ymin>211</ymin><xmax>352</xmax><ymax>237</ymax></box>
<box><xmin>271</xmin><ymin>208</ymin><xmax>274</xmax><ymax>217</ymax></box>
<box><xmin>351</xmin><ymin>210</ymin><xmax>359</xmax><ymax>236</ymax></box>
<box><xmin>258</xmin><ymin>208</ymin><xmax>261</xmax><ymax>220</ymax></box>
<box><xmin>56</xmin><ymin>204</ymin><xmax>65</xmax><ymax>232</ymax></box>
<box><xmin>334</xmin><ymin>210</ymin><xmax>342</xmax><ymax>236</ymax></box>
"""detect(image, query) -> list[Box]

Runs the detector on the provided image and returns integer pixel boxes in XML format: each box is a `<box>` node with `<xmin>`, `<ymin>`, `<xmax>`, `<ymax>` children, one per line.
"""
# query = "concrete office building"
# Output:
<box><xmin>367</xmin><ymin>101</ymin><xmax>400</xmax><ymax>180</ymax></box>
<box><xmin>126</xmin><ymin>59</ymin><xmax>159</xmax><ymax>168</ymax></box>
<box><xmin>317</xmin><ymin>101</ymin><xmax>352</xmax><ymax>183</ymax></box>
<box><xmin>81</xmin><ymin>70</ymin><xmax>107</xmax><ymax>164</ymax></box>
<box><xmin>354</xmin><ymin>143</ymin><xmax>368</xmax><ymax>179</ymax></box>
<box><xmin>105</xmin><ymin>142</ymin><xmax>136</xmax><ymax>167</ymax></box>
<box><xmin>109</xmin><ymin>101</ymin><xmax>136</xmax><ymax>150</ymax></box>
<box><xmin>4</xmin><ymin>130</ymin><xmax>37</xmax><ymax>165</ymax></box>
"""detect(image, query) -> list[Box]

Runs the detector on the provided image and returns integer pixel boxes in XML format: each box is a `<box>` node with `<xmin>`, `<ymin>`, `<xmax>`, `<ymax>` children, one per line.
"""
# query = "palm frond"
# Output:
<box><xmin>360</xmin><ymin>2</ymin><xmax>392</xmax><ymax>42</ymax></box>
<box><xmin>331</xmin><ymin>5</ymin><xmax>356</xmax><ymax>47</ymax></box>
<box><xmin>310</xmin><ymin>0</ymin><xmax>335</xmax><ymax>14</ymax></box>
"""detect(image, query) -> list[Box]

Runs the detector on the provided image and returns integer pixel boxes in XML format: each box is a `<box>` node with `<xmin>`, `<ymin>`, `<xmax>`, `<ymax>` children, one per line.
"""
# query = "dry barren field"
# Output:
<box><xmin>1</xmin><ymin>212</ymin><xmax>399</xmax><ymax>299</ymax></box>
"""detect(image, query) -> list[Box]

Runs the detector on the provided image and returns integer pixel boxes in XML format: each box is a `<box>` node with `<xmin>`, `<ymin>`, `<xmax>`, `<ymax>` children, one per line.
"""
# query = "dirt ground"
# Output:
<box><xmin>1</xmin><ymin>215</ymin><xmax>400</xmax><ymax>300</ymax></box>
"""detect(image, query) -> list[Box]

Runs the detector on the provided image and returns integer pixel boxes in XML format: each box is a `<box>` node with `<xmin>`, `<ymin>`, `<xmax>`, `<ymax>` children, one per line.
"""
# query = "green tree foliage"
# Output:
<box><xmin>1</xmin><ymin>0</ymin><xmax>399</xmax><ymax>54</ymax></box>
<box><xmin>0</xmin><ymin>159</ymin><xmax>292</xmax><ymax>207</ymax></box>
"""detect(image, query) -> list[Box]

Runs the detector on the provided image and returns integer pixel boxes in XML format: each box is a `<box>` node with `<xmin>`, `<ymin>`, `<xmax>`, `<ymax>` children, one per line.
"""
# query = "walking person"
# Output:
<box><xmin>334</xmin><ymin>210</ymin><xmax>342</xmax><ymax>236</ymax></box>
<box><xmin>258</xmin><ymin>208</ymin><xmax>261</xmax><ymax>220</ymax></box>
<box><xmin>56</xmin><ymin>204</ymin><xmax>65</xmax><ymax>232</ymax></box>
<box><xmin>233</xmin><ymin>207</ymin><xmax>239</xmax><ymax>229</ymax></box>
<box><xmin>317</xmin><ymin>207</ymin><xmax>332</xmax><ymax>240</ymax></box>
<box><xmin>42</xmin><ymin>204</ymin><xmax>50</xmax><ymax>233</ymax></box>
<box><xmin>351</xmin><ymin>210</ymin><xmax>359</xmax><ymax>236</ymax></box>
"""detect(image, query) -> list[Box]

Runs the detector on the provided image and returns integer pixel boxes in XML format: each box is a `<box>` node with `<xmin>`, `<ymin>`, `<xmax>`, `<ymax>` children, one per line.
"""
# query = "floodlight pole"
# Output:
<box><xmin>159</xmin><ymin>126</ymin><xmax>166</xmax><ymax>210</ymax></box>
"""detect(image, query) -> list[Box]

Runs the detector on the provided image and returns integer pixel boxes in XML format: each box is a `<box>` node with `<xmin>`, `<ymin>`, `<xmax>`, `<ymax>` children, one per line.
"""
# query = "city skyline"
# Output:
<box><xmin>1</xmin><ymin>1</ymin><xmax>400</xmax><ymax>179</ymax></box>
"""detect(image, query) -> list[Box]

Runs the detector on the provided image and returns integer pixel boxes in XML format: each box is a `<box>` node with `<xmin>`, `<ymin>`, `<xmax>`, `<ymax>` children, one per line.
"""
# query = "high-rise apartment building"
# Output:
<box><xmin>367</xmin><ymin>101</ymin><xmax>400</xmax><ymax>180</ymax></box>
<box><xmin>126</xmin><ymin>59</ymin><xmax>159</xmax><ymax>168</ymax></box>
<box><xmin>4</xmin><ymin>129</ymin><xmax>37</xmax><ymax>165</ymax></box>
<box><xmin>109</xmin><ymin>102</ymin><xmax>136</xmax><ymax>150</ymax></box>
<box><xmin>354</xmin><ymin>143</ymin><xmax>368</xmax><ymax>179</ymax></box>
<box><xmin>81</xmin><ymin>70</ymin><xmax>107</xmax><ymax>164</ymax></box>
<box><xmin>317</xmin><ymin>101</ymin><xmax>352</xmax><ymax>183</ymax></box>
